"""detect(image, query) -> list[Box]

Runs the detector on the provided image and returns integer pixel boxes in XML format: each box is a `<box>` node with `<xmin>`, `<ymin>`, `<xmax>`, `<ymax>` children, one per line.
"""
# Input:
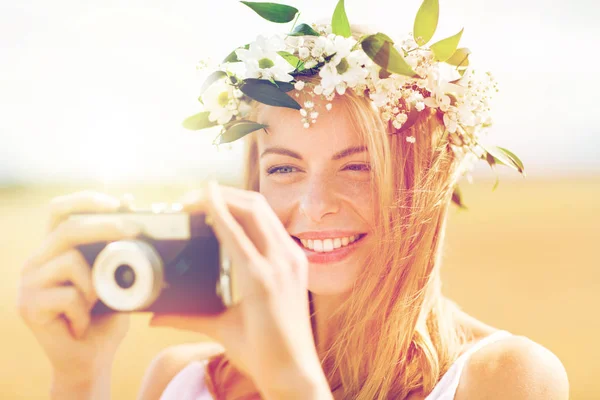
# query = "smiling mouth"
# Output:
<box><xmin>291</xmin><ymin>233</ymin><xmax>367</xmax><ymax>252</ymax></box>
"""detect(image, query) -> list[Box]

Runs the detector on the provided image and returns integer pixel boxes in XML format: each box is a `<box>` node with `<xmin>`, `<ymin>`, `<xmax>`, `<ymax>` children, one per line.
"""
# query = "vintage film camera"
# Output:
<box><xmin>68</xmin><ymin>203</ymin><xmax>238</xmax><ymax>315</ymax></box>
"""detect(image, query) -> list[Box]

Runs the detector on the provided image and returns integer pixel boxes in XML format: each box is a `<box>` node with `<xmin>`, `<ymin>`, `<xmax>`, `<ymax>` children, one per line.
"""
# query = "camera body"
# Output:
<box><xmin>69</xmin><ymin>204</ymin><xmax>237</xmax><ymax>315</ymax></box>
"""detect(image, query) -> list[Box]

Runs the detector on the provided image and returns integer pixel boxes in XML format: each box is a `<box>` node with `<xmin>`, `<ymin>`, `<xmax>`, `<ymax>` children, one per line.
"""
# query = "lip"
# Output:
<box><xmin>292</xmin><ymin>230</ymin><xmax>365</xmax><ymax>240</ymax></box>
<box><xmin>292</xmin><ymin>233</ymin><xmax>367</xmax><ymax>264</ymax></box>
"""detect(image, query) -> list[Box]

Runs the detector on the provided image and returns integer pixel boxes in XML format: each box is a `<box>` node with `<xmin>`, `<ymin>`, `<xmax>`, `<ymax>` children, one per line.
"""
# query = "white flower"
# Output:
<box><xmin>202</xmin><ymin>78</ymin><xmax>236</xmax><ymax>125</ymax></box>
<box><xmin>318</xmin><ymin>35</ymin><xmax>368</xmax><ymax>96</ymax></box>
<box><xmin>406</xmin><ymin>136</ymin><xmax>416</xmax><ymax>143</ymax></box>
<box><xmin>294</xmin><ymin>81</ymin><xmax>305</xmax><ymax>91</ymax></box>
<box><xmin>326</xmin><ymin>103</ymin><xmax>332</xmax><ymax>111</ymax></box>
<box><xmin>310</xmin><ymin>35</ymin><xmax>336</xmax><ymax>59</ymax></box>
<box><xmin>235</xmin><ymin>34</ymin><xmax>295</xmax><ymax>82</ymax></box>
<box><xmin>424</xmin><ymin>94</ymin><xmax>451</xmax><ymax>111</ymax></box>
<box><xmin>298</xmin><ymin>47</ymin><xmax>310</xmax><ymax>60</ymax></box>
<box><xmin>443</xmin><ymin>110</ymin><xmax>458</xmax><ymax>133</ymax></box>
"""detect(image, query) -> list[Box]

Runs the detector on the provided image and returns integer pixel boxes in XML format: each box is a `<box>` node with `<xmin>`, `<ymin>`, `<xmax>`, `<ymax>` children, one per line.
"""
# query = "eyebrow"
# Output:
<box><xmin>260</xmin><ymin>145</ymin><xmax>367</xmax><ymax>161</ymax></box>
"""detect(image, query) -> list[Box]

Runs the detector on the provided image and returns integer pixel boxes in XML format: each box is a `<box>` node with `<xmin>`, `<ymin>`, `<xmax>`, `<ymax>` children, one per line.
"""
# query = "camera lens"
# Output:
<box><xmin>92</xmin><ymin>240</ymin><xmax>164</xmax><ymax>311</ymax></box>
<box><xmin>114</xmin><ymin>264</ymin><xmax>136</xmax><ymax>289</ymax></box>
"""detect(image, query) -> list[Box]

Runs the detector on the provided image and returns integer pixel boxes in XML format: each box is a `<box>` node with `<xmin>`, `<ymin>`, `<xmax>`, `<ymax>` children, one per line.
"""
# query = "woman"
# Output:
<box><xmin>17</xmin><ymin>19</ymin><xmax>569</xmax><ymax>400</ymax></box>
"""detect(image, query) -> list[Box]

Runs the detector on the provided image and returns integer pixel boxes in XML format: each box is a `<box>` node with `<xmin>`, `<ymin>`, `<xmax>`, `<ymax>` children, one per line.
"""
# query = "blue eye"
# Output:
<box><xmin>266</xmin><ymin>165</ymin><xmax>298</xmax><ymax>175</ymax></box>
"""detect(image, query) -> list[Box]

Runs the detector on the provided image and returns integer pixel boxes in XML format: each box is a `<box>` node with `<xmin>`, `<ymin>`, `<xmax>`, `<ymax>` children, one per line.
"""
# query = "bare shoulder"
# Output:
<box><xmin>137</xmin><ymin>342</ymin><xmax>225</xmax><ymax>400</ymax></box>
<box><xmin>455</xmin><ymin>334</ymin><xmax>570</xmax><ymax>400</ymax></box>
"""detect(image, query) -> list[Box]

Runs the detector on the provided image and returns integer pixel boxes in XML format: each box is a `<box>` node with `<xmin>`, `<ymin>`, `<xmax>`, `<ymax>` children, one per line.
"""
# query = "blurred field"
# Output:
<box><xmin>0</xmin><ymin>177</ymin><xmax>598</xmax><ymax>399</ymax></box>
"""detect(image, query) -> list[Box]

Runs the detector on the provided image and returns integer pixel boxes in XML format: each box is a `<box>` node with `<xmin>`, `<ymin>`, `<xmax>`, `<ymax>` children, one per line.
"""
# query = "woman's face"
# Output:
<box><xmin>256</xmin><ymin>96</ymin><xmax>375</xmax><ymax>295</ymax></box>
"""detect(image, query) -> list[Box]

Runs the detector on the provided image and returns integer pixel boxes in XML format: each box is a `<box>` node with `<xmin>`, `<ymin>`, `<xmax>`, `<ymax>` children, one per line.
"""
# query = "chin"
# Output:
<box><xmin>306</xmin><ymin>261</ymin><xmax>360</xmax><ymax>295</ymax></box>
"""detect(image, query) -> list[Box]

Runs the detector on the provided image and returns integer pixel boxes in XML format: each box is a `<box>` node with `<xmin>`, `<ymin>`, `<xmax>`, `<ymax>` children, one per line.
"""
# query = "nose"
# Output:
<box><xmin>298</xmin><ymin>174</ymin><xmax>340</xmax><ymax>222</ymax></box>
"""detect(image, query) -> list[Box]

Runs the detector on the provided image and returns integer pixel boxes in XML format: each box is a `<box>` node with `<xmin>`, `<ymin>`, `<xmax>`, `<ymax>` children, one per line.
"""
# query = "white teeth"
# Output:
<box><xmin>313</xmin><ymin>239</ymin><xmax>323</xmax><ymax>252</ymax></box>
<box><xmin>298</xmin><ymin>234</ymin><xmax>362</xmax><ymax>252</ymax></box>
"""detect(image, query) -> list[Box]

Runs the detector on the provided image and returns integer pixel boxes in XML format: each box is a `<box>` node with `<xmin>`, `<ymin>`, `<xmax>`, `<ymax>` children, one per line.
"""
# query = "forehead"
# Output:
<box><xmin>255</xmin><ymin>95</ymin><xmax>365</xmax><ymax>154</ymax></box>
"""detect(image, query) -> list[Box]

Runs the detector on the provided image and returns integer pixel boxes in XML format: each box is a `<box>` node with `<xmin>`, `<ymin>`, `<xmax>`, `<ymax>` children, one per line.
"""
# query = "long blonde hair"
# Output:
<box><xmin>204</xmin><ymin>26</ymin><xmax>476</xmax><ymax>400</ymax></box>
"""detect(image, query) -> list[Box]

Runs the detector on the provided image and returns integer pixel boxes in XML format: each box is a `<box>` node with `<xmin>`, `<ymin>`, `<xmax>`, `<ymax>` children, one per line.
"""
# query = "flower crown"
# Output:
<box><xmin>183</xmin><ymin>0</ymin><xmax>525</xmax><ymax>208</ymax></box>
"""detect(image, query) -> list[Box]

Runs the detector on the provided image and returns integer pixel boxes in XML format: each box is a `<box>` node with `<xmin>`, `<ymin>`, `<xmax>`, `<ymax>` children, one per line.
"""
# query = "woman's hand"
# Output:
<box><xmin>150</xmin><ymin>181</ymin><xmax>332</xmax><ymax>399</ymax></box>
<box><xmin>16</xmin><ymin>191</ymin><xmax>140</xmax><ymax>398</ymax></box>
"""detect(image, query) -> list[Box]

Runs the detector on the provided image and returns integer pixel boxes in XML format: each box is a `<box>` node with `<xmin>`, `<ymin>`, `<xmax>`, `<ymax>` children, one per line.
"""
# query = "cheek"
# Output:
<box><xmin>259</xmin><ymin>179</ymin><xmax>300</xmax><ymax>218</ymax></box>
<box><xmin>260</xmin><ymin>177</ymin><xmax>375</xmax><ymax>224</ymax></box>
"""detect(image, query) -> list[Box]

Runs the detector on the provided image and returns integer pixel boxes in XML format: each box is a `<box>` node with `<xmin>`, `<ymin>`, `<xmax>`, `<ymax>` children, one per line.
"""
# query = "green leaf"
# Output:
<box><xmin>413</xmin><ymin>0</ymin><xmax>439</xmax><ymax>46</ymax></box>
<box><xmin>240</xmin><ymin>78</ymin><xmax>301</xmax><ymax>110</ymax></box>
<box><xmin>430</xmin><ymin>28</ymin><xmax>464</xmax><ymax>62</ymax></box>
<box><xmin>361</xmin><ymin>33</ymin><xmax>419</xmax><ymax>78</ymax></box>
<box><xmin>332</xmin><ymin>0</ymin><xmax>351</xmax><ymax>38</ymax></box>
<box><xmin>218</xmin><ymin>120</ymin><xmax>268</xmax><ymax>144</ymax></box>
<box><xmin>240</xmin><ymin>1</ymin><xmax>298</xmax><ymax>23</ymax></box>
<box><xmin>273</xmin><ymin>80</ymin><xmax>295</xmax><ymax>92</ymax></box>
<box><xmin>199</xmin><ymin>71</ymin><xmax>227</xmax><ymax>97</ymax></box>
<box><xmin>223</xmin><ymin>44</ymin><xmax>250</xmax><ymax>63</ymax></box>
<box><xmin>288</xmin><ymin>23</ymin><xmax>320</xmax><ymax>36</ymax></box>
<box><xmin>277</xmin><ymin>51</ymin><xmax>305</xmax><ymax>71</ymax></box>
<box><xmin>446</xmin><ymin>47</ymin><xmax>471</xmax><ymax>67</ymax></box>
<box><xmin>482</xmin><ymin>144</ymin><xmax>526</xmax><ymax>176</ymax></box>
<box><xmin>497</xmin><ymin>146</ymin><xmax>526</xmax><ymax>176</ymax></box>
<box><xmin>451</xmin><ymin>185</ymin><xmax>468</xmax><ymax>209</ymax></box>
<box><xmin>182</xmin><ymin>111</ymin><xmax>218</xmax><ymax>130</ymax></box>
<box><xmin>379</xmin><ymin>68</ymin><xmax>392</xmax><ymax>79</ymax></box>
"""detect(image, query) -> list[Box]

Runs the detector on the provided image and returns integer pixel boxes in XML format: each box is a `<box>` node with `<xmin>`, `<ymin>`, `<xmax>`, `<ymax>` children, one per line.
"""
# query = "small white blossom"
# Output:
<box><xmin>310</xmin><ymin>111</ymin><xmax>319</xmax><ymax>119</ymax></box>
<box><xmin>395</xmin><ymin>113</ymin><xmax>408</xmax><ymax>124</ymax></box>
<box><xmin>294</xmin><ymin>81</ymin><xmax>305</xmax><ymax>91</ymax></box>
<box><xmin>303</xmin><ymin>122</ymin><xmax>310</xmax><ymax>128</ymax></box>
<box><xmin>300</xmin><ymin>108</ymin><xmax>307</xmax><ymax>117</ymax></box>
<box><xmin>326</xmin><ymin>103</ymin><xmax>332</xmax><ymax>111</ymax></box>
<box><xmin>304</xmin><ymin>100</ymin><xmax>314</xmax><ymax>109</ymax></box>
<box><xmin>406</xmin><ymin>136</ymin><xmax>416</xmax><ymax>143</ymax></box>
<box><xmin>443</xmin><ymin>111</ymin><xmax>458</xmax><ymax>133</ymax></box>
<box><xmin>313</xmin><ymin>85</ymin><xmax>323</xmax><ymax>95</ymax></box>
<box><xmin>298</xmin><ymin>47</ymin><xmax>310</xmax><ymax>59</ymax></box>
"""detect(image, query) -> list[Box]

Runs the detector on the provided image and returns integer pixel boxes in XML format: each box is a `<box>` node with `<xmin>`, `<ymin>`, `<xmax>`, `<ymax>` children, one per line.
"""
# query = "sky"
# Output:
<box><xmin>0</xmin><ymin>0</ymin><xmax>598</xmax><ymax>185</ymax></box>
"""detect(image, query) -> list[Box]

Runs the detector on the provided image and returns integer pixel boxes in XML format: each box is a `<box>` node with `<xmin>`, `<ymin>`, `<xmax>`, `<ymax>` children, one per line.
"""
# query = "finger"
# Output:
<box><xmin>26</xmin><ymin>218</ymin><xmax>142</xmax><ymax>271</ymax></box>
<box><xmin>204</xmin><ymin>181</ymin><xmax>271</xmax><ymax>284</ymax></box>
<box><xmin>47</xmin><ymin>191</ymin><xmax>122</xmax><ymax>233</ymax></box>
<box><xmin>26</xmin><ymin>286</ymin><xmax>91</xmax><ymax>339</ymax></box>
<box><xmin>25</xmin><ymin>249</ymin><xmax>97</xmax><ymax>306</ymax></box>
<box><xmin>186</xmin><ymin>185</ymin><xmax>299</xmax><ymax>260</ymax></box>
<box><xmin>218</xmin><ymin>186</ymin><xmax>294</xmax><ymax>248</ymax></box>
